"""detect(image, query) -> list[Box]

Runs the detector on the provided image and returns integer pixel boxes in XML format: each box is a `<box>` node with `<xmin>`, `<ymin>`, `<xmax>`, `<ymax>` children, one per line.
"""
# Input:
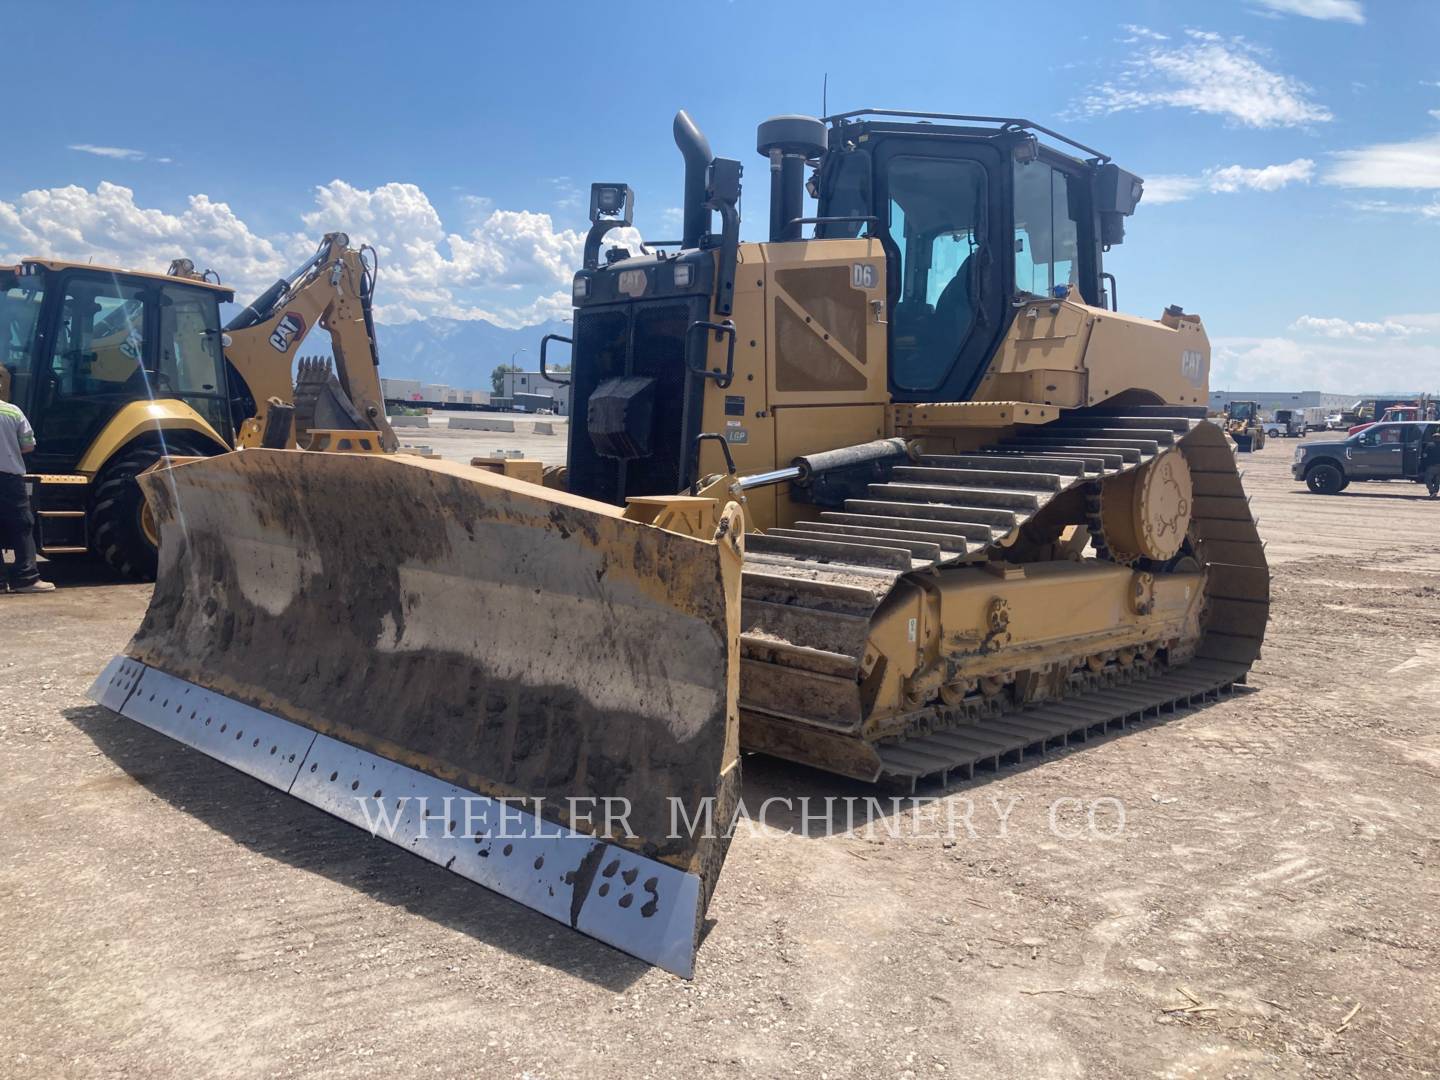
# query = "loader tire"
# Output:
<box><xmin>1306</xmin><ymin>463</ymin><xmax>1344</xmax><ymax>495</ymax></box>
<box><xmin>92</xmin><ymin>441</ymin><xmax>215</xmax><ymax>580</ymax></box>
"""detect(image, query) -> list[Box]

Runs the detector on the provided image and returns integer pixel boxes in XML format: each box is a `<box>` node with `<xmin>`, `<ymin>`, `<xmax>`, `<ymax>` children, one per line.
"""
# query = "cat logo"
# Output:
<box><xmin>269</xmin><ymin>311</ymin><xmax>307</xmax><ymax>353</ymax></box>
<box><xmin>1180</xmin><ymin>349</ymin><xmax>1205</xmax><ymax>385</ymax></box>
<box><xmin>618</xmin><ymin>269</ymin><xmax>648</xmax><ymax>298</ymax></box>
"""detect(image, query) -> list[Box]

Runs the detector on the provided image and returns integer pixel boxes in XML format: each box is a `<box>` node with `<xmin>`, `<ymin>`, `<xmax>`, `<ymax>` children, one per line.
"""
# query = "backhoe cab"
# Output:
<box><xmin>0</xmin><ymin>234</ymin><xmax>395</xmax><ymax>578</ymax></box>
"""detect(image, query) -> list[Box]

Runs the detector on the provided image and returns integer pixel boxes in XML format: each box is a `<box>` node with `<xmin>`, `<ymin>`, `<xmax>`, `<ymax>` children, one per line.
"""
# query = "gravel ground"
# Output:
<box><xmin>1</xmin><ymin>434</ymin><xmax>1437</xmax><ymax>1079</ymax></box>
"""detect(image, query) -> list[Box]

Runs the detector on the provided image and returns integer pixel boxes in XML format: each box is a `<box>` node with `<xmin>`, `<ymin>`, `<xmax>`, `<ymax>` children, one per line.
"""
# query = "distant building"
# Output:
<box><xmin>1209</xmin><ymin>390</ymin><xmax>1352</xmax><ymax>413</ymax></box>
<box><xmin>381</xmin><ymin>377</ymin><xmax>423</xmax><ymax>401</ymax></box>
<box><xmin>382</xmin><ymin>378</ymin><xmax>491</xmax><ymax>405</ymax></box>
<box><xmin>502</xmin><ymin>370</ymin><xmax>570</xmax><ymax>414</ymax></box>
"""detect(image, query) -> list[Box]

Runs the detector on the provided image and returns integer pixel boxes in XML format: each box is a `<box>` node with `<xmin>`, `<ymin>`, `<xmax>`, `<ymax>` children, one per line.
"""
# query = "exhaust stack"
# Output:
<box><xmin>673</xmin><ymin>110</ymin><xmax>714</xmax><ymax>248</ymax></box>
<box><xmin>756</xmin><ymin>115</ymin><xmax>827</xmax><ymax>243</ymax></box>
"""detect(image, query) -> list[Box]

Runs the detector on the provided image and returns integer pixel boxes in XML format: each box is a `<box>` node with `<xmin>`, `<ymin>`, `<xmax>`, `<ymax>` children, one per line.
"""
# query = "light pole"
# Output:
<box><xmin>511</xmin><ymin>347</ymin><xmax>528</xmax><ymax>367</ymax></box>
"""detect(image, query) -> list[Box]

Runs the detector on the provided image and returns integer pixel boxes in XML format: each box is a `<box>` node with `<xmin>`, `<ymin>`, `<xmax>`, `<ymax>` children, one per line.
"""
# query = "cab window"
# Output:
<box><xmin>816</xmin><ymin>151</ymin><xmax>871</xmax><ymax>239</ymax></box>
<box><xmin>886</xmin><ymin>156</ymin><xmax>987</xmax><ymax>390</ymax></box>
<box><xmin>1357</xmin><ymin>424</ymin><xmax>1402</xmax><ymax>446</ymax></box>
<box><xmin>51</xmin><ymin>279</ymin><xmax>149</xmax><ymax>396</ymax></box>
<box><xmin>1013</xmin><ymin>158</ymin><xmax>1082</xmax><ymax>298</ymax></box>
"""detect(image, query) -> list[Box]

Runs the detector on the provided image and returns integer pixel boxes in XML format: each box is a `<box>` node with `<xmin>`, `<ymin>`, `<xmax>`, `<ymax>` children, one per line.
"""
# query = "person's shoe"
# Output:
<box><xmin>10</xmin><ymin>580</ymin><xmax>56</xmax><ymax>594</ymax></box>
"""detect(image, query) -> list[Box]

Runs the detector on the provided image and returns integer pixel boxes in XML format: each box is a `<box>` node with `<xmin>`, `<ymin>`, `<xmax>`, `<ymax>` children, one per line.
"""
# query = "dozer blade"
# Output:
<box><xmin>88</xmin><ymin>450</ymin><xmax>743</xmax><ymax>978</ymax></box>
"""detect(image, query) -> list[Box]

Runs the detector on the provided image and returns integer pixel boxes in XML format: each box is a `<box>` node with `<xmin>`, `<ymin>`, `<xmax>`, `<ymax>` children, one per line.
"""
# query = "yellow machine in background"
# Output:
<box><xmin>91</xmin><ymin>108</ymin><xmax>1269</xmax><ymax>976</ymax></box>
<box><xmin>1221</xmin><ymin>399</ymin><xmax>1266</xmax><ymax>452</ymax></box>
<box><xmin>0</xmin><ymin>234</ymin><xmax>396</xmax><ymax>577</ymax></box>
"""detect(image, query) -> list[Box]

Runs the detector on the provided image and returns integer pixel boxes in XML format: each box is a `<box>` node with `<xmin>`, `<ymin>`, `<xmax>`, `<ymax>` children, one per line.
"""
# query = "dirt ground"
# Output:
<box><xmin>2</xmin><ymin>434</ymin><xmax>1437</xmax><ymax>1079</ymax></box>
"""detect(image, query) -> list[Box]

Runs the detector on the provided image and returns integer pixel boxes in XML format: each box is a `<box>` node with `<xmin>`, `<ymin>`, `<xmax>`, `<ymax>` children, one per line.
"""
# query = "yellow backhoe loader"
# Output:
<box><xmin>0</xmin><ymin>233</ymin><xmax>395</xmax><ymax>578</ymax></box>
<box><xmin>89</xmin><ymin>109</ymin><xmax>1269</xmax><ymax>977</ymax></box>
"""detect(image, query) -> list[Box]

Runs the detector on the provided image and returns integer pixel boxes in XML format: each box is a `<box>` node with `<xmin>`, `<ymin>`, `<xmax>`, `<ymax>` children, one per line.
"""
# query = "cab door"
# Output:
<box><xmin>1348</xmin><ymin>424</ymin><xmax>1403</xmax><ymax>478</ymax></box>
<box><xmin>28</xmin><ymin>272</ymin><xmax>155</xmax><ymax>472</ymax></box>
<box><xmin>1401</xmin><ymin>424</ymin><xmax>1426</xmax><ymax>477</ymax></box>
<box><xmin>873</xmin><ymin>138</ymin><xmax>1009</xmax><ymax>403</ymax></box>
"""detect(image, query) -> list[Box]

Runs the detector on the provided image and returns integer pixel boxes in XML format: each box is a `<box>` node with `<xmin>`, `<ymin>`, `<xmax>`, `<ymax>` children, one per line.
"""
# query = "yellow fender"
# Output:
<box><xmin>76</xmin><ymin>400</ymin><xmax>229</xmax><ymax>474</ymax></box>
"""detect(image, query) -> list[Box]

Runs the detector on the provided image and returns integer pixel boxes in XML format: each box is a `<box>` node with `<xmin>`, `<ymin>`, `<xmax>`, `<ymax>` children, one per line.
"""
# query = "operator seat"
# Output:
<box><xmin>927</xmin><ymin>255</ymin><xmax>975</xmax><ymax>360</ymax></box>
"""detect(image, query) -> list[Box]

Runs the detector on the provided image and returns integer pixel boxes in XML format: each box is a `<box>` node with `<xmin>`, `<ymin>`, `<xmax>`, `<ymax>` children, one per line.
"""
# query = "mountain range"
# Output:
<box><xmin>366</xmin><ymin>316</ymin><xmax>573</xmax><ymax>389</ymax></box>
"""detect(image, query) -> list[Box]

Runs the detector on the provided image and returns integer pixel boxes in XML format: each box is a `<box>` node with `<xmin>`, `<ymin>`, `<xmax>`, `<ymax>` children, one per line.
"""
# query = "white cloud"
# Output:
<box><xmin>0</xmin><ymin>179</ymin><xmax>610</xmax><ymax>328</ymax></box>
<box><xmin>1212</xmin><ymin>335</ymin><xmax>1440</xmax><ymax>392</ymax></box>
<box><xmin>1215</xmin><ymin>311</ymin><xmax>1439</xmax><ymax>391</ymax></box>
<box><xmin>1290</xmin><ymin>315</ymin><xmax>1425</xmax><ymax>339</ymax></box>
<box><xmin>69</xmin><ymin>144</ymin><xmax>145</xmax><ymax>161</ymax></box>
<box><xmin>1142</xmin><ymin>175</ymin><xmax>1205</xmax><ymax>205</ymax></box>
<box><xmin>1120</xmin><ymin>24</ymin><xmax>1168</xmax><ymax>42</ymax></box>
<box><xmin>1080</xmin><ymin>30</ymin><xmax>1332</xmax><ymax>128</ymax></box>
<box><xmin>1324</xmin><ymin>132</ymin><xmax>1440</xmax><ymax>188</ymax></box>
<box><xmin>1206</xmin><ymin>158</ymin><xmax>1315</xmax><ymax>191</ymax></box>
<box><xmin>1141</xmin><ymin>159</ymin><xmax>1313</xmax><ymax>204</ymax></box>
<box><xmin>68</xmin><ymin>144</ymin><xmax>172</xmax><ymax>165</ymax></box>
<box><xmin>1348</xmin><ymin>195</ymin><xmax>1440</xmax><ymax>220</ymax></box>
<box><xmin>1251</xmin><ymin>0</ymin><xmax>1365</xmax><ymax>23</ymax></box>
<box><xmin>0</xmin><ymin>182</ymin><xmax>293</xmax><ymax>299</ymax></box>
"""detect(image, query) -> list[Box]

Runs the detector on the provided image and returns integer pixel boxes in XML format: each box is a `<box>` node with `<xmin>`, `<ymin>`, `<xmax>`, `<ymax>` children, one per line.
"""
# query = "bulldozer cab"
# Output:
<box><xmin>0</xmin><ymin>262</ymin><xmax>236</xmax><ymax>469</ymax></box>
<box><xmin>813</xmin><ymin>114</ymin><xmax>1134</xmax><ymax>402</ymax></box>
<box><xmin>564</xmin><ymin>110</ymin><xmax>1142</xmax><ymax>508</ymax></box>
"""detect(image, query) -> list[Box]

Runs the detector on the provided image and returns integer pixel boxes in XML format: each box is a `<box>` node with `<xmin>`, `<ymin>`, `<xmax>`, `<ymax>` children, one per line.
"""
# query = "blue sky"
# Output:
<box><xmin>3</xmin><ymin>0</ymin><xmax>1438</xmax><ymax>391</ymax></box>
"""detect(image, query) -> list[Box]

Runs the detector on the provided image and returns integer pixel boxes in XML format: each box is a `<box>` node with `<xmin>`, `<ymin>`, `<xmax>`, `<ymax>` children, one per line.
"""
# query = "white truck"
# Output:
<box><xmin>1266</xmin><ymin>407</ymin><xmax>1328</xmax><ymax>437</ymax></box>
<box><xmin>1266</xmin><ymin>409</ymin><xmax>1304</xmax><ymax>437</ymax></box>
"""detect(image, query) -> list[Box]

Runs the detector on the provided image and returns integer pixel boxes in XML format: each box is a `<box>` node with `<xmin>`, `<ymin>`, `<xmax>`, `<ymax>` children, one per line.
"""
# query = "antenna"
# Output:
<box><xmin>822</xmin><ymin>73</ymin><xmax>828</xmax><ymax>118</ymax></box>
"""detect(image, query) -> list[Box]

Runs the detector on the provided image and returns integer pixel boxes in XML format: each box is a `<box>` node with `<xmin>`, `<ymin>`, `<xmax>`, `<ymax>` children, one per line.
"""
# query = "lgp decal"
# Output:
<box><xmin>270</xmin><ymin>311</ymin><xmax>307</xmax><ymax>352</ymax></box>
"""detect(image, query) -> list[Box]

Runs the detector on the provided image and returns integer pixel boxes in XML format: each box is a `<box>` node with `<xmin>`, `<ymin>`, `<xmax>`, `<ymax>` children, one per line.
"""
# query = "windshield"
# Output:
<box><xmin>1229</xmin><ymin>402</ymin><xmax>1255</xmax><ymax>420</ymax></box>
<box><xmin>1013</xmin><ymin>157</ymin><xmax>1081</xmax><ymax>298</ymax></box>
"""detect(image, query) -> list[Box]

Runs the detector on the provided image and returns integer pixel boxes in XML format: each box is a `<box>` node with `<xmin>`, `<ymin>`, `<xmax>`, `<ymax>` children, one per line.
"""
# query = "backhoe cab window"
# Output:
<box><xmin>2</xmin><ymin>279</ymin><xmax>44</xmax><ymax>405</ymax></box>
<box><xmin>51</xmin><ymin>280</ymin><xmax>148</xmax><ymax>394</ymax></box>
<box><xmin>158</xmin><ymin>285</ymin><xmax>224</xmax><ymax>396</ymax></box>
<box><xmin>1013</xmin><ymin>158</ymin><xmax>1081</xmax><ymax>298</ymax></box>
<box><xmin>887</xmin><ymin>156</ymin><xmax>987</xmax><ymax>391</ymax></box>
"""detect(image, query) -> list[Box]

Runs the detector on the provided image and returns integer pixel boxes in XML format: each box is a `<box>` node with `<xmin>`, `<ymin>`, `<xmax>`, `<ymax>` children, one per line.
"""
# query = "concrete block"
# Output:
<box><xmin>531</xmin><ymin>421</ymin><xmax>555</xmax><ymax>435</ymax></box>
<box><xmin>388</xmin><ymin>415</ymin><xmax>430</xmax><ymax>428</ymax></box>
<box><xmin>448</xmin><ymin>417</ymin><xmax>515</xmax><ymax>433</ymax></box>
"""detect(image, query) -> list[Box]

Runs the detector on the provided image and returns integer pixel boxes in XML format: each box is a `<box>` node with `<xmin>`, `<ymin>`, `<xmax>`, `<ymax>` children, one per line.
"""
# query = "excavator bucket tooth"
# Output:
<box><xmin>88</xmin><ymin>450</ymin><xmax>744</xmax><ymax>978</ymax></box>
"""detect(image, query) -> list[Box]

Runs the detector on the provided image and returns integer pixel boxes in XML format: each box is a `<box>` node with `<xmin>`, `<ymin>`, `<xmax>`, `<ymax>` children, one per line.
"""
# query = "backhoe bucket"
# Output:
<box><xmin>89</xmin><ymin>450</ymin><xmax>743</xmax><ymax>977</ymax></box>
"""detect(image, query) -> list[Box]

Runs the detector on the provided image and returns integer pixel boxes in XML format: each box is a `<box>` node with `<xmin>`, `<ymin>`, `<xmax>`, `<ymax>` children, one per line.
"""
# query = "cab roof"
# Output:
<box><xmin>9</xmin><ymin>258</ymin><xmax>235</xmax><ymax>298</ymax></box>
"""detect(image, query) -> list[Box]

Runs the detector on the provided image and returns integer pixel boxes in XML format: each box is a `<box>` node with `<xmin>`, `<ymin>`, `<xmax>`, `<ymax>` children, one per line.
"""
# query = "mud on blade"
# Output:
<box><xmin>90</xmin><ymin>450</ymin><xmax>742</xmax><ymax>977</ymax></box>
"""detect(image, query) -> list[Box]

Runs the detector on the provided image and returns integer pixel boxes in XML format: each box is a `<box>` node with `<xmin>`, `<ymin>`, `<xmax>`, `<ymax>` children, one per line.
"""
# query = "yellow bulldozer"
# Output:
<box><xmin>88</xmin><ymin>109</ymin><xmax>1269</xmax><ymax>977</ymax></box>
<box><xmin>0</xmin><ymin>233</ymin><xmax>396</xmax><ymax>578</ymax></box>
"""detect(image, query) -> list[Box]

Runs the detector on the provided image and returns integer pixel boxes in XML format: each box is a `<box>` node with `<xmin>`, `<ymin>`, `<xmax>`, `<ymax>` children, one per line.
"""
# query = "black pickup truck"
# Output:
<box><xmin>1292</xmin><ymin>421</ymin><xmax>1440</xmax><ymax>495</ymax></box>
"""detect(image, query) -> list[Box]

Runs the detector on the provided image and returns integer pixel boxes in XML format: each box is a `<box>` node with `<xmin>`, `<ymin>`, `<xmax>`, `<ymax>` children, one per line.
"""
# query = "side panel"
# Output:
<box><xmin>1081</xmin><ymin>308</ymin><xmax>1210</xmax><ymax>408</ymax></box>
<box><xmin>761</xmin><ymin>238</ymin><xmax>888</xmax><ymax>409</ymax></box>
<box><xmin>973</xmin><ymin>299</ymin><xmax>1211</xmax><ymax>410</ymax></box>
